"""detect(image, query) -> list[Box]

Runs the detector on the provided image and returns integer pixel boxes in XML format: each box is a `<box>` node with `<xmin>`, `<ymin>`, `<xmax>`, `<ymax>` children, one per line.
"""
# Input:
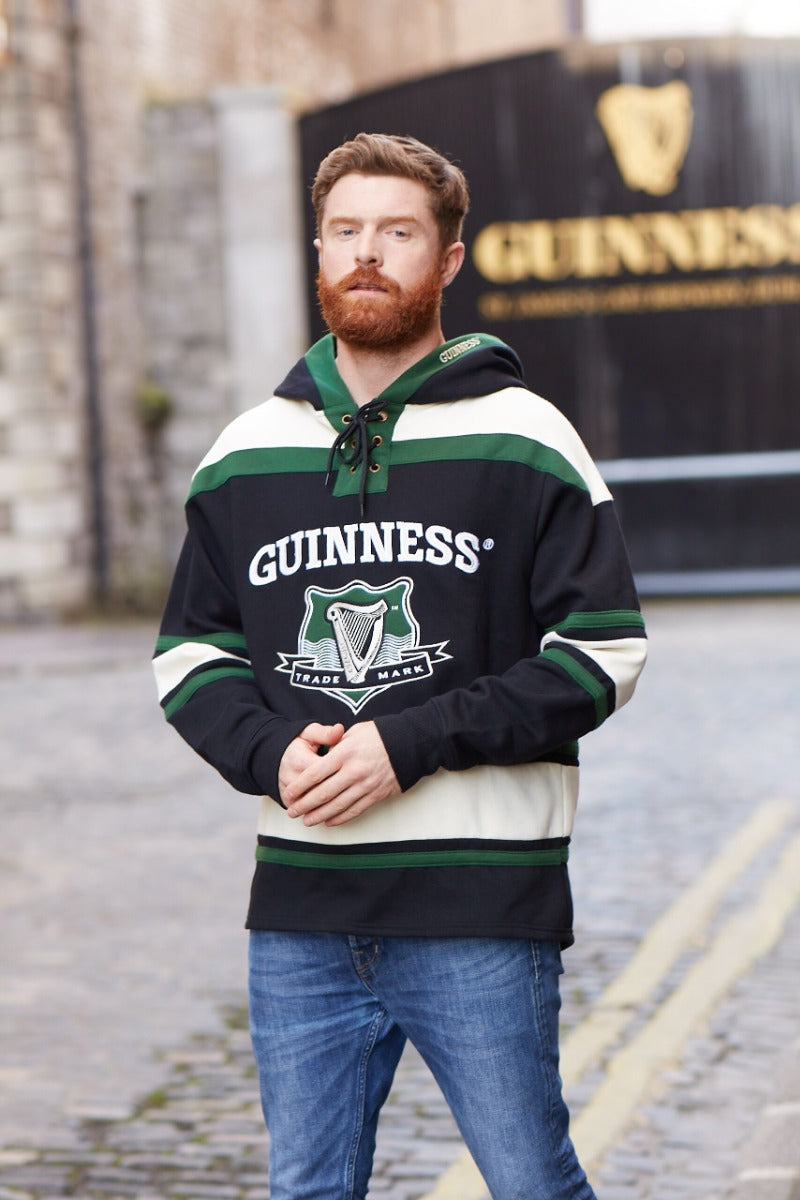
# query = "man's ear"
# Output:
<box><xmin>441</xmin><ymin>241</ymin><xmax>466</xmax><ymax>288</ymax></box>
<box><xmin>314</xmin><ymin>237</ymin><xmax>322</xmax><ymax>263</ymax></box>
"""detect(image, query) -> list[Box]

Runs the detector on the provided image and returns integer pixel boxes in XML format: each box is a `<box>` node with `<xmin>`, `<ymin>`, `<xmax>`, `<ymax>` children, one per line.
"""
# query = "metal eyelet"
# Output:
<box><xmin>341</xmin><ymin>413</ymin><xmax>352</xmax><ymax>425</ymax></box>
<box><xmin>349</xmin><ymin>465</ymin><xmax>358</xmax><ymax>474</ymax></box>
<box><xmin>378</xmin><ymin>411</ymin><xmax>388</xmax><ymax>422</ymax></box>
<box><xmin>369</xmin><ymin>462</ymin><xmax>381</xmax><ymax>474</ymax></box>
<box><xmin>371</xmin><ymin>435</ymin><xmax>383</xmax><ymax>447</ymax></box>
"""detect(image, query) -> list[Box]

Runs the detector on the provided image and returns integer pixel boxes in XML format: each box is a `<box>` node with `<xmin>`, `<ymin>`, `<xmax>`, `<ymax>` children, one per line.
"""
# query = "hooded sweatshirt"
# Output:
<box><xmin>154</xmin><ymin>332</ymin><xmax>646</xmax><ymax>943</ymax></box>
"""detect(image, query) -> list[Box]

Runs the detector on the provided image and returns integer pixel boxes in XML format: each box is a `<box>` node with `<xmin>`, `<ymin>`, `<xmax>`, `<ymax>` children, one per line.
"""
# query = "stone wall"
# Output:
<box><xmin>136</xmin><ymin>100</ymin><xmax>226</xmax><ymax>586</ymax></box>
<box><xmin>0</xmin><ymin>0</ymin><xmax>87</xmax><ymax>619</ymax></box>
<box><xmin>138</xmin><ymin>90</ymin><xmax>306</xmax><ymax>577</ymax></box>
<box><xmin>0</xmin><ymin>0</ymin><xmax>569</xmax><ymax>619</ymax></box>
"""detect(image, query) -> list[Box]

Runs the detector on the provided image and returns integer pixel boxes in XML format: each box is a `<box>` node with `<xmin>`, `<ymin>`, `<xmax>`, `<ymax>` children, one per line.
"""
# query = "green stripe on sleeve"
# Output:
<box><xmin>541</xmin><ymin>645</ymin><xmax>609</xmax><ymax>726</ymax></box>
<box><xmin>163</xmin><ymin>663</ymin><xmax>255</xmax><ymax>719</ymax></box>
<box><xmin>545</xmin><ymin>609</ymin><xmax>646</xmax><ymax>635</ymax></box>
<box><xmin>256</xmin><ymin>845</ymin><xmax>569</xmax><ymax>870</ymax></box>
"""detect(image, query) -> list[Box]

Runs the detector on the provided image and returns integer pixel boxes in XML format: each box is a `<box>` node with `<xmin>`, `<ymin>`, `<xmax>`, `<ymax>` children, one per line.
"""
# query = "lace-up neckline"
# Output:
<box><xmin>325</xmin><ymin>398</ymin><xmax>389</xmax><ymax>514</ymax></box>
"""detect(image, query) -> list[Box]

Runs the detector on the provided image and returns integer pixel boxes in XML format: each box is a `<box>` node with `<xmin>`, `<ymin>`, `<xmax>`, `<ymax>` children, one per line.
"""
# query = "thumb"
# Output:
<box><xmin>300</xmin><ymin>722</ymin><xmax>345</xmax><ymax>752</ymax></box>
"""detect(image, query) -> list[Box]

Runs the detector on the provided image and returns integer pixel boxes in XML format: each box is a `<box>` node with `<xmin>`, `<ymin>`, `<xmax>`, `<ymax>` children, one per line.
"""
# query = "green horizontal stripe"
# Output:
<box><xmin>163</xmin><ymin>663</ymin><xmax>255</xmax><ymax>719</ymax></box>
<box><xmin>155</xmin><ymin>632</ymin><xmax>249</xmax><ymax>656</ymax></box>
<box><xmin>190</xmin><ymin>447</ymin><xmax>329</xmax><ymax>498</ymax></box>
<box><xmin>391</xmin><ymin>434</ymin><xmax>588</xmax><ymax>490</ymax></box>
<box><xmin>256</xmin><ymin>845</ymin><xmax>569</xmax><ymax>870</ymax></box>
<box><xmin>546</xmin><ymin>609</ymin><xmax>645</xmax><ymax>634</ymax></box>
<box><xmin>542</xmin><ymin>645</ymin><xmax>609</xmax><ymax>727</ymax></box>
<box><xmin>189</xmin><ymin>435</ymin><xmax>591</xmax><ymax>498</ymax></box>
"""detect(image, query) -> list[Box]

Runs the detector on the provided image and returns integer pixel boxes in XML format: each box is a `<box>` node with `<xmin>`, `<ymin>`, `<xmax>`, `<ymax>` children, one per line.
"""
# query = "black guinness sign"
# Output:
<box><xmin>300</xmin><ymin>41</ymin><xmax>800</xmax><ymax>591</ymax></box>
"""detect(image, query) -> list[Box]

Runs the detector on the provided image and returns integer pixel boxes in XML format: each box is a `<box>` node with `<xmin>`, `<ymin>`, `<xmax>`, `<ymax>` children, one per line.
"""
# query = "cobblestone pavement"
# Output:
<box><xmin>1</xmin><ymin>597</ymin><xmax>799</xmax><ymax>1199</ymax></box>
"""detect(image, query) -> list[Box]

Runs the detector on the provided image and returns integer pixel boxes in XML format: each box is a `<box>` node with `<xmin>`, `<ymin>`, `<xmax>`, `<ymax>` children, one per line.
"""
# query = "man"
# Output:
<box><xmin>154</xmin><ymin>132</ymin><xmax>646</xmax><ymax>1200</ymax></box>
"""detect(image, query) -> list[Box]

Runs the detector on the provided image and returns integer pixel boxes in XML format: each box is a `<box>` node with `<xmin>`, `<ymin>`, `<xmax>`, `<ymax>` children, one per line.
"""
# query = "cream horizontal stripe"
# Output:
<box><xmin>258</xmin><ymin>760</ymin><xmax>577</xmax><ymax>846</ymax></box>
<box><xmin>393</xmin><ymin>388</ymin><xmax>612</xmax><ymax>504</ymax></box>
<box><xmin>193</xmin><ymin>396</ymin><xmax>333</xmax><ymax>476</ymax></box>
<box><xmin>153</xmin><ymin>643</ymin><xmax>251</xmax><ymax>702</ymax></box>
<box><xmin>195</xmin><ymin>389</ymin><xmax>611</xmax><ymax>505</ymax></box>
<box><xmin>540</xmin><ymin>633</ymin><xmax>647</xmax><ymax>708</ymax></box>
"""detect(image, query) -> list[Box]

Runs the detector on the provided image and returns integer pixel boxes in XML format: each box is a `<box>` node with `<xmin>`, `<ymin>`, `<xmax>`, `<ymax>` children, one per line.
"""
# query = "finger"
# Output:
<box><xmin>284</xmin><ymin>749</ymin><xmax>349</xmax><ymax>813</ymax></box>
<box><xmin>289</xmin><ymin>748</ymin><xmax>377</xmax><ymax>817</ymax></box>
<box><xmin>302</xmin><ymin>782</ymin><xmax>370</xmax><ymax>827</ymax></box>
<box><xmin>301</xmin><ymin>722</ymin><xmax>345</xmax><ymax>751</ymax></box>
<box><xmin>279</xmin><ymin>725</ymin><xmax>348</xmax><ymax>809</ymax></box>
<box><xmin>323</xmin><ymin>799</ymin><xmax>374</xmax><ymax>826</ymax></box>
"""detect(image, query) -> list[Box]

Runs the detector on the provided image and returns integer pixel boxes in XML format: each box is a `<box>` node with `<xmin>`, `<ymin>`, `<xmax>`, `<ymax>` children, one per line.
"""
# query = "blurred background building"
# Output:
<box><xmin>0</xmin><ymin>0</ymin><xmax>798</xmax><ymax>619</ymax></box>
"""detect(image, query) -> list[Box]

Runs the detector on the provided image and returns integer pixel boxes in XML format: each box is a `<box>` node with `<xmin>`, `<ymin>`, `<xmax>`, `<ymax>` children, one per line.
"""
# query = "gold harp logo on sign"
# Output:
<box><xmin>595</xmin><ymin>81</ymin><xmax>693</xmax><ymax>196</ymax></box>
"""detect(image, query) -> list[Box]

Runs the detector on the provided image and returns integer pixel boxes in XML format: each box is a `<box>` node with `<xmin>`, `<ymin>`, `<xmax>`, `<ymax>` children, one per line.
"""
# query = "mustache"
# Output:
<box><xmin>331</xmin><ymin>267</ymin><xmax>399</xmax><ymax>295</ymax></box>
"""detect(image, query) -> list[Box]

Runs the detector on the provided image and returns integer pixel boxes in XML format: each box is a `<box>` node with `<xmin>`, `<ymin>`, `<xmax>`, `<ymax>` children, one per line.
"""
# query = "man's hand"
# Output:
<box><xmin>279</xmin><ymin>721</ymin><xmax>400</xmax><ymax>827</ymax></box>
<box><xmin>278</xmin><ymin>722</ymin><xmax>345</xmax><ymax>803</ymax></box>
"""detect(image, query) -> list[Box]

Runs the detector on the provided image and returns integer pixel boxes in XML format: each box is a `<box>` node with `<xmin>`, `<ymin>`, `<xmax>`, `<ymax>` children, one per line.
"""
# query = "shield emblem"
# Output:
<box><xmin>277</xmin><ymin>577</ymin><xmax>449</xmax><ymax>713</ymax></box>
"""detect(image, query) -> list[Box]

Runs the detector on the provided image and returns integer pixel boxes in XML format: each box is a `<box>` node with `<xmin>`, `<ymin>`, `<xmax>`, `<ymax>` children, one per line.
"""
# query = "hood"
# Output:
<box><xmin>274</xmin><ymin>332</ymin><xmax>527</xmax><ymax>412</ymax></box>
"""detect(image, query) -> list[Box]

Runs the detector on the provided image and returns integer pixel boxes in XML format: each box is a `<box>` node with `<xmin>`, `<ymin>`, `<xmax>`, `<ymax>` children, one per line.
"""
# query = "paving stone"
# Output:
<box><xmin>1</xmin><ymin>604</ymin><xmax>800</xmax><ymax>1199</ymax></box>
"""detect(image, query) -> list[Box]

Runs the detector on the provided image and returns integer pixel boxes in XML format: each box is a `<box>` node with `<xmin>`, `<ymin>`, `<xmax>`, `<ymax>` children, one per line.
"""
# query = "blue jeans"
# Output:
<box><xmin>250</xmin><ymin>936</ymin><xmax>594</xmax><ymax>1200</ymax></box>
<box><xmin>249</xmin><ymin>933</ymin><xmax>595</xmax><ymax>1200</ymax></box>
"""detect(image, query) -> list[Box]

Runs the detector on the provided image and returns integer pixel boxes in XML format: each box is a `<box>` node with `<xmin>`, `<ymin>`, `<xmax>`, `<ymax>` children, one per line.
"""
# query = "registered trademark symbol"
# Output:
<box><xmin>482</xmin><ymin>538</ymin><xmax>495</xmax><ymax>551</ymax></box>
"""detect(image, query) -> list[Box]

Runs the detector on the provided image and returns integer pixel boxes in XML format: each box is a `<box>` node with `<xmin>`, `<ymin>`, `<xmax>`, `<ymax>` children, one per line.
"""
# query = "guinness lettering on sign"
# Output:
<box><xmin>473</xmin><ymin>204</ymin><xmax>800</xmax><ymax>283</ymax></box>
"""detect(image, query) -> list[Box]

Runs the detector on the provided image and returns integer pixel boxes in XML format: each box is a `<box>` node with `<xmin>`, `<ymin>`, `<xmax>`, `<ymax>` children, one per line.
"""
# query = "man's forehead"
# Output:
<box><xmin>322</xmin><ymin>173</ymin><xmax>434</xmax><ymax>219</ymax></box>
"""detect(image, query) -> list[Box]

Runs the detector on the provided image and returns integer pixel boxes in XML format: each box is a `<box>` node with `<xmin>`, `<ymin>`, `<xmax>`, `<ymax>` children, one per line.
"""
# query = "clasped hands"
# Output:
<box><xmin>278</xmin><ymin>721</ymin><xmax>400</xmax><ymax>827</ymax></box>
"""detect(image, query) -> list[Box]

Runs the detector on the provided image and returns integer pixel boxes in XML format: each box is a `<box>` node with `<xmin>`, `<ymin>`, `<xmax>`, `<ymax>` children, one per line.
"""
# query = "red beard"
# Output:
<box><xmin>316</xmin><ymin>263</ymin><xmax>444</xmax><ymax>350</ymax></box>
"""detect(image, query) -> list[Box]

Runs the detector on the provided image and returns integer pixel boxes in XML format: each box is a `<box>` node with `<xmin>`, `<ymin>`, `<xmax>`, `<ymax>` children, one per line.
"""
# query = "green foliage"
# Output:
<box><xmin>136</xmin><ymin>379</ymin><xmax>174</xmax><ymax>434</ymax></box>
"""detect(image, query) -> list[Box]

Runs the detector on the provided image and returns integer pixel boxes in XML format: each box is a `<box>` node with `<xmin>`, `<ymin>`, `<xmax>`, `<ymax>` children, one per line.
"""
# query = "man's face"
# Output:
<box><xmin>315</xmin><ymin>173</ymin><xmax>461</xmax><ymax>351</ymax></box>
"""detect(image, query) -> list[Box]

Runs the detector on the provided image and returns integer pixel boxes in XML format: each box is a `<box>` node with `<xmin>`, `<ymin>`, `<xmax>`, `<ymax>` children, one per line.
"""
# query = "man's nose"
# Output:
<box><xmin>355</xmin><ymin>230</ymin><xmax>381</xmax><ymax>265</ymax></box>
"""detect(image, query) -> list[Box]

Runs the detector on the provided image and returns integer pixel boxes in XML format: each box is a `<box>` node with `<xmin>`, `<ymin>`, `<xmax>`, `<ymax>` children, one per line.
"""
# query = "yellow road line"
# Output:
<box><xmin>562</xmin><ymin>797</ymin><xmax>793</xmax><ymax>1084</ymax></box>
<box><xmin>417</xmin><ymin>799</ymin><xmax>795</xmax><ymax>1200</ymax></box>
<box><xmin>571</xmin><ymin>829</ymin><xmax>800</xmax><ymax>1166</ymax></box>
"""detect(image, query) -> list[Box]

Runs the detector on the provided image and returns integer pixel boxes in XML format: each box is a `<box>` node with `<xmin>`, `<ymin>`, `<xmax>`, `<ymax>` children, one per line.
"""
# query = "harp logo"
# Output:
<box><xmin>595</xmin><ymin>81</ymin><xmax>693</xmax><ymax>196</ymax></box>
<box><xmin>276</xmin><ymin>577</ymin><xmax>451</xmax><ymax>713</ymax></box>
